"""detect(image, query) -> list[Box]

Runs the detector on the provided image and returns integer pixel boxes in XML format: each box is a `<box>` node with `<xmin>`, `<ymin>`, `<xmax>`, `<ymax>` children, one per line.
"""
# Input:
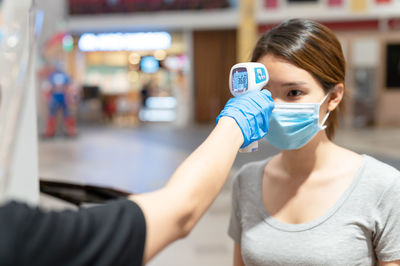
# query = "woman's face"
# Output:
<box><xmin>258</xmin><ymin>53</ymin><xmax>327</xmax><ymax>104</ymax></box>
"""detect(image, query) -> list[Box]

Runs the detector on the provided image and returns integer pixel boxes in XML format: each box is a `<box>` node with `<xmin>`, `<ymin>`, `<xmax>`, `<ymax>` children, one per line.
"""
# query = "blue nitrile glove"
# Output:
<box><xmin>216</xmin><ymin>90</ymin><xmax>274</xmax><ymax>148</ymax></box>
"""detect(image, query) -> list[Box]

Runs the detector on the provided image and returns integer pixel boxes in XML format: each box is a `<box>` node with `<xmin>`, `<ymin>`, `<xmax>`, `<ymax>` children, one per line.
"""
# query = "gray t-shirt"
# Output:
<box><xmin>228</xmin><ymin>155</ymin><xmax>400</xmax><ymax>265</ymax></box>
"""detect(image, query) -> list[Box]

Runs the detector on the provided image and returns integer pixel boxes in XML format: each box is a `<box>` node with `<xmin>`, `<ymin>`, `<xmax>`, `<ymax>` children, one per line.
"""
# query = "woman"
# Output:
<box><xmin>229</xmin><ymin>18</ymin><xmax>400</xmax><ymax>266</ymax></box>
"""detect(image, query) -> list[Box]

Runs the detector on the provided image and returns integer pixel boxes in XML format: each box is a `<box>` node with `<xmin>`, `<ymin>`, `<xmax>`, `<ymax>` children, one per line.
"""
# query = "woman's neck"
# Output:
<box><xmin>278</xmin><ymin>132</ymin><xmax>335</xmax><ymax>178</ymax></box>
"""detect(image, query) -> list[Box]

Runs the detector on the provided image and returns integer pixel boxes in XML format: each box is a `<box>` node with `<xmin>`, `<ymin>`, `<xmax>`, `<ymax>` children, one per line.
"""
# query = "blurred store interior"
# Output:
<box><xmin>35</xmin><ymin>0</ymin><xmax>400</xmax><ymax>131</ymax></box>
<box><xmin>2</xmin><ymin>0</ymin><xmax>400</xmax><ymax>265</ymax></box>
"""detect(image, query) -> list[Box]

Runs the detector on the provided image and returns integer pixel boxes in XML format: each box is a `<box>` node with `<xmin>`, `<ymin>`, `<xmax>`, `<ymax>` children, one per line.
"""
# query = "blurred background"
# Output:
<box><xmin>3</xmin><ymin>0</ymin><xmax>400</xmax><ymax>265</ymax></box>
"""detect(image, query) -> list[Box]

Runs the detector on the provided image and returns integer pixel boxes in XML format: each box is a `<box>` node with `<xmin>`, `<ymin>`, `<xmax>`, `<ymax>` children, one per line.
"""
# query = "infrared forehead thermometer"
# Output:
<box><xmin>229</xmin><ymin>62</ymin><xmax>269</xmax><ymax>152</ymax></box>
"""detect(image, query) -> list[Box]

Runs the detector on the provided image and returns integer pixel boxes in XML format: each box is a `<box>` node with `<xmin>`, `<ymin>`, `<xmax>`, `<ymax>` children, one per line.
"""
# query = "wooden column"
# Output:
<box><xmin>237</xmin><ymin>0</ymin><xmax>257</xmax><ymax>62</ymax></box>
<box><xmin>193</xmin><ymin>30</ymin><xmax>237</xmax><ymax>122</ymax></box>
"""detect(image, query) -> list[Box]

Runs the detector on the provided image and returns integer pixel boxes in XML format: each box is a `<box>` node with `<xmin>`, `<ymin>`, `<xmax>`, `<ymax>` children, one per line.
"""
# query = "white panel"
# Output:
<box><xmin>352</xmin><ymin>38</ymin><xmax>379</xmax><ymax>67</ymax></box>
<box><xmin>0</xmin><ymin>0</ymin><xmax>39</xmax><ymax>205</ymax></box>
<box><xmin>5</xmin><ymin>70</ymin><xmax>39</xmax><ymax>204</ymax></box>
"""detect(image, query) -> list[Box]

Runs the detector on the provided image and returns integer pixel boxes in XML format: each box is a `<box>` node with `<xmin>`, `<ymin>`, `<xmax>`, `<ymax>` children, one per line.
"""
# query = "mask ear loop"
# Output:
<box><xmin>319</xmin><ymin>92</ymin><xmax>331</xmax><ymax>105</ymax></box>
<box><xmin>319</xmin><ymin>112</ymin><xmax>330</xmax><ymax>130</ymax></box>
<box><xmin>318</xmin><ymin>92</ymin><xmax>332</xmax><ymax>130</ymax></box>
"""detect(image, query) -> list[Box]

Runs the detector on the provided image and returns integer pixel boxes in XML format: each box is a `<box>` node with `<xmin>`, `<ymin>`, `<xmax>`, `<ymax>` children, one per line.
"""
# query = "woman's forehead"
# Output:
<box><xmin>258</xmin><ymin>54</ymin><xmax>322</xmax><ymax>89</ymax></box>
<box><xmin>258</xmin><ymin>54</ymin><xmax>305</xmax><ymax>76</ymax></box>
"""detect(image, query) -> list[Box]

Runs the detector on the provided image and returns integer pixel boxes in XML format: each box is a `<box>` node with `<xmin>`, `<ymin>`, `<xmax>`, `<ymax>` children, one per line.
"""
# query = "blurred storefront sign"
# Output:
<box><xmin>264</xmin><ymin>0</ymin><xmax>278</xmax><ymax>9</ymax></box>
<box><xmin>328</xmin><ymin>0</ymin><xmax>343</xmax><ymax>6</ymax></box>
<box><xmin>68</xmin><ymin>0</ymin><xmax>231</xmax><ymax>15</ymax></box>
<box><xmin>351</xmin><ymin>0</ymin><xmax>367</xmax><ymax>12</ymax></box>
<box><xmin>78</xmin><ymin>32</ymin><xmax>171</xmax><ymax>52</ymax></box>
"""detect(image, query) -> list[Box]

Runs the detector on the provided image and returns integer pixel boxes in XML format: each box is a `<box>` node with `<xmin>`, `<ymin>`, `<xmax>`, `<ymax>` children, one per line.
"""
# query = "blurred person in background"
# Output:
<box><xmin>39</xmin><ymin>33</ymin><xmax>78</xmax><ymax>138</ymax></box>
<box><xmin>140</xmin><ymin>79</ymin><xmax>153</xmax><ymax>109</ymax></box>
<box><xmin>229</xmin><ymin>19</ymin><xmax>400</xmax><ymax>266</ymax></box>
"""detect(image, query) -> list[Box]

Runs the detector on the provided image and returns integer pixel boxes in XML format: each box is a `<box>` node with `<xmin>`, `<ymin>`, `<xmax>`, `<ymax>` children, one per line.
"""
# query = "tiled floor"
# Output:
<box><xmin>38</xmin><ymin>123</ymin><xmax>400</xmax><ymax>265</ymax></box>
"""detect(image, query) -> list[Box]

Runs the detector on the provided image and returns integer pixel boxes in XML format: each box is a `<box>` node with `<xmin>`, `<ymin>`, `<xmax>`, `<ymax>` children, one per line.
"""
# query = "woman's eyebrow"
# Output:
<box><xmin>281</xmin><ymin>81</ymin><xmax>308</xmax><ymax>87</ymax></box>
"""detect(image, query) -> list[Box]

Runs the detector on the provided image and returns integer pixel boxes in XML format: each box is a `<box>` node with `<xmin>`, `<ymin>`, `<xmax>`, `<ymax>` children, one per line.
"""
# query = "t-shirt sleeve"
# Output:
<box><xmin>228</xmin><ymin>172</ymin><xmax>242</xmax><ymax>245</ymax></box>
<box><xmin>0</xmin><ymin>199</ymin><xmax>146</xmax><ymax>266</ymax></box>
<box><xmin>373</xmin><ymin>176</ymin><xmax>400</xmax><ymax>262</ymax></box>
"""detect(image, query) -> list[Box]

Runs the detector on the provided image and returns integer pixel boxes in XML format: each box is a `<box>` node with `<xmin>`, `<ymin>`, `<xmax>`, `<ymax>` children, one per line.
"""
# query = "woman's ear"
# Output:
<box><xmin>328</xmin><ymin>83</ymin><xmax>344</xmax><ymax>112</ymax></box>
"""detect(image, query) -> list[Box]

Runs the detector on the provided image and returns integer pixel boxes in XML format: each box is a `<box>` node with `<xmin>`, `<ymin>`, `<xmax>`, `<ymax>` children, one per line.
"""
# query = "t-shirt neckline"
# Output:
<box><xmin>256</xmin><ymin>154</ymin><xmax>368</xmax><ymax>232</ymax></box>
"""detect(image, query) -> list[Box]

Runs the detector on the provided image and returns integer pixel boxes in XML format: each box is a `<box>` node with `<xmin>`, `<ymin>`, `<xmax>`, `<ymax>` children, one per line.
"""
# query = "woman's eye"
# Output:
<box><xmin>287</xmin><ymin>90</ymin><xmax>303</xmax><ymax>97</ymax></box>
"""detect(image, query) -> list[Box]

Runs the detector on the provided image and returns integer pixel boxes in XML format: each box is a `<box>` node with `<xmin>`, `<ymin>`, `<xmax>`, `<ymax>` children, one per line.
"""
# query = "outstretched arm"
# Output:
<box><xmin>131</xmin><ymin>90</ymin><xmax>274</xmax><ymax>263</ymax></box>
<box><xmin>131</xmin><ymin>117</ymin><xmax>242</xmax><ymax>262</ymax></box>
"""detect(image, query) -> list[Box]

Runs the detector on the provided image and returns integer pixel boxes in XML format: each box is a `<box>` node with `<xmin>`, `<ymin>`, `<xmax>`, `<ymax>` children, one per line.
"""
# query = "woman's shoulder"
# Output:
<box><xmin>361</xmin><ymin>155</ymin><xmax>400</xmax><ymax>179</ymax></box>
<box><xmin>357</xmin><ymin>154</ymin><xmax>400</xmax><ymax>196</ymax></box>
<box><xmin>331</xmin><ymin>145</ymin><xmax>399</xmax><ymax>178</ymax></box>
<box><xmin>335</xmin><ymin>146</ymin><xmax>399</xmax><ymax>186</ymax></box>
<box><xmin>358</xmin><ymin>156</ymin><xmax>400</xmax><ymax>218</ymax></box>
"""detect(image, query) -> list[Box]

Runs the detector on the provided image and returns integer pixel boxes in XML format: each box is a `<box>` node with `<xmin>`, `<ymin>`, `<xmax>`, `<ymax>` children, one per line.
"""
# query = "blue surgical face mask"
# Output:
<box><xmin>264</xmin><ymin>93</ymin><xmax>331</xmax><ymax>150</ymax></box>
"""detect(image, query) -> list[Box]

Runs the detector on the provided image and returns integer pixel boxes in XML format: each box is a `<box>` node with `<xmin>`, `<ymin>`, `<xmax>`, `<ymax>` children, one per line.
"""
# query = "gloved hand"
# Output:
<box><xmin>216</xmin><ymin>90</ymin><xmax>274</xmax><ymax>148</ymax></box>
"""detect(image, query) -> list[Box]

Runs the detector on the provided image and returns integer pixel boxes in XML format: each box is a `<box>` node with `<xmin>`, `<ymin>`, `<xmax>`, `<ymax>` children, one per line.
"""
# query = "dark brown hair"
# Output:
<box><xmin>251</xmin><ymin>18</ymin><xmax>345</xmax><ymax>140</ymax></box>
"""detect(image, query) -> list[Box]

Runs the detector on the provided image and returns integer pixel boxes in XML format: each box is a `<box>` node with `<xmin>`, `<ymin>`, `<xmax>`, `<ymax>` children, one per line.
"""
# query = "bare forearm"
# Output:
<box><xmin>165</xmin><ymin>117</ymin><xmax>243</xmax><ymax>229</ymax></box>
<box><xmin>131</xmin><ymin>117</ymin><xmax>243</xmax><ymax>262</ymax></box>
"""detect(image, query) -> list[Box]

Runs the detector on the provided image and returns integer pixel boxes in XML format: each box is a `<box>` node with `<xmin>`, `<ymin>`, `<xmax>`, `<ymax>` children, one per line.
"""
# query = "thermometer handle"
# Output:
<box><xmin>239</xmin><ymin>141</ymin><xmax>258</xmax><ymax>153</ymax></box>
